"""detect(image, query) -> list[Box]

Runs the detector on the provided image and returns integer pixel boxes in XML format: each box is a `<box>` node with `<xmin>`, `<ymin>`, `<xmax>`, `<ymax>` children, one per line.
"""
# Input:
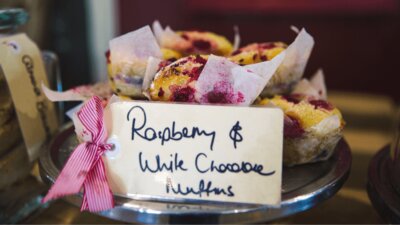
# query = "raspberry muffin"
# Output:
<box><xmin>259</xmin><ymin>94</ymin><xmax>345</xmax><ymax>166</ymax></box>
<box><xmin>106</xmin><ymin>48</ymin><xmax>181</xmax><ymax>98</ymax></box>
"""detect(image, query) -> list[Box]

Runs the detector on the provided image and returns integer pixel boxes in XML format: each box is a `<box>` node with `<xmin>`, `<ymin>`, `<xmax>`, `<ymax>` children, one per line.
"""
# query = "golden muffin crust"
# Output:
<box><xmin>149</xmin><ymin>55</ymin><xmax>208</xmax><ymax>102</ymax></box>
<box><xmin>229</xmin><ymin>42</ymin><xmax>286</xmax><ymax>65</ymax></box>
<box><xmin>259</xmin><ymin>94</ymin><xmax>344</xmax><ymax>131</ymax></box>
<box><xmin>161</xmin><ymin>48</ymin><xmax>182</xmax><ymax>61</ymax></box>
<box><xmin>165</xmin><ymin>31</ymin><xmax>233</xmax><ymax>56</ymax></box>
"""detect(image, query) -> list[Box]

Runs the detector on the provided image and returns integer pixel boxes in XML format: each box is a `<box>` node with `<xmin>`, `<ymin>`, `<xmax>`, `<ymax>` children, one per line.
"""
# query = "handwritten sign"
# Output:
<box><xmin>104</xmin><ymin>101</ymin><xmax>283</xmax><ymax>205</ymax></box>
<box><xmin>0</xmin><ymin>34</ymin><xmax>58</xmax><ymax>161</ymax></box>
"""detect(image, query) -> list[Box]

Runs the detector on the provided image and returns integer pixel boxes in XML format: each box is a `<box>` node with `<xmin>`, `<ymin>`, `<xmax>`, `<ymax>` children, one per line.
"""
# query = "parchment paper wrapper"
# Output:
<box><xmin>261</xmin><ymin>28</ymin><xmax>314</xmax><ymax>97</ymax></box>
<box><xmin>42</xmin><ymin>82</ymin><xmax>112</xmax><ymax>103</ymax></box>
<box><xmin>42</xmin><ymin>82</ymin><xmax>113</xmax><ymax>143</ymax></box>
<box><xmin>195</xmin><ymin>53</ymin><xmax>285</xmax><ymax>105</ymax></box>
<box><xmin>233</xmin><ymin>26</ymin><xmax>241</xmax><ymax>51</ymax></box>
<box><xmin>109</xmin><ymin>26</ymin><xmax>162</xmax><ymax>97</ymax></box>
<box><xmin>152</xmin><ymin>21</ymin><xmax>187</xmax><ymax>51</ymax></box>
<box><xmin>142</xmin><ymin>56</ymin><xmax>163</xmax><ymax>98</ymax></box>
<box><xmin>42</xmin><ymin>81</ymin><xmax>124</xmax><ymax>143</ymax></box>
<box><xmin>291</xmin><ymin>69</ymin><xmax>327</xmax><ymax>100</ymax></box>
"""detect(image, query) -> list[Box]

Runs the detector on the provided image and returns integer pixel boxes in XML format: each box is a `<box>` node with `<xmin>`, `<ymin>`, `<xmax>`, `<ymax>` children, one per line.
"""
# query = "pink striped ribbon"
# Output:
<box><xmin>42</xmin><ymin>96</ymin><xmax>114</xmax><ymax>212</ymax></box>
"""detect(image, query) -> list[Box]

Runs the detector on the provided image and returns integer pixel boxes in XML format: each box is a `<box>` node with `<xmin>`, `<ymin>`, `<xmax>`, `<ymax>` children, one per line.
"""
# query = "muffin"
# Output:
<box><xmin>229</xmin><ymin>41</ymin><xmax>294</xmax><ymax>96</ymax></box>
<box><xmin>148</xmin><ymin>51</ymin><xmax>285</xmax><ymax>105</ymax></box>
<box><xmin>106</xmin><ymin>48</ymin><xmax>181</xmax><ymax>98</ymax></box>
<box><xmin>107</xmin><ymin>26</ymin><xmax>164</xmax><ymax>98</ymax></box>
<box><xmin>229</xmin><ymin>29</ymin><xmax>314</xmax><ymax>97</ymax></box>
<box><xmin>259</xmin><ymin>94</ymin><xmax>345</xmax><ymax>166</ymax></box>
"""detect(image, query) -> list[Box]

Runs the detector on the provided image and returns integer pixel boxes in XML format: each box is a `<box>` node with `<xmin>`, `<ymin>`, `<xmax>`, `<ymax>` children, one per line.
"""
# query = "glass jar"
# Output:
<box><xmin>0</xmin><ymin>8</ymin><xmax>62</xmax><ymax>190</ymax></box>
<box><xmin>0</xmin><ymin>8</ymin><xmax>28</xmax><ymax>37</ymax></box>
<box><xmin>0</xmin><ymin>8</ymin><xmax>65</xmax><ymax>223</ymax></box>
<box><xmin>0</xmin><ymin>7</ymin><xmax>31</xmax><ymax>191</ymax></box>
<box><xmin>0</xmin><ymin>8</ymin><xmax>63</xmax><ymax>119</ymax></box>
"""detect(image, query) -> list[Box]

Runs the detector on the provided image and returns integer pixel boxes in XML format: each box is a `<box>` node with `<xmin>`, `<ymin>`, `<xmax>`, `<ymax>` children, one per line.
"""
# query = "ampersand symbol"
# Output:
<box><xmin>229</xmin><ymin>121</ymin><xmax>243</xmax><ymax>149</ymax></box>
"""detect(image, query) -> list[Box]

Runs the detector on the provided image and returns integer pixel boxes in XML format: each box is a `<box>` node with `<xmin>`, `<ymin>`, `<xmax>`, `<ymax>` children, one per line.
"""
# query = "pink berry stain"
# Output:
<box><xmin>309</xmin><ymin>100</ymin><xmax>334</xmax><ymax>111</ymax></box>
<box><xmin>158</xmin><ymin>88</ymin><xmax>164</xmax><ymax>97</ymax></box>
<box><xmin>105</xmin><ymin>50</ymin><xmax>111</xmax><ymax>64</ymax></box>
<box><xmin>188</xmin><ymin>66</ymin><xmax>204</xmax><ymax>80</ymax></box>
<box><xmin>193</xmin><ymin>55</ymin><xmax>207</xmax><ymax>64</ymax></box>
<box><xmin>282</xmin><ymin>94</ymin><xmax>303</xmax><ymax>104</ymax></box>
<box><xmin>192</xmin><ymin>40</ymin><xmax>211</xmax><ymax>51</ymax></box>
<box><xmin>259</xmin><ymin>42</ymin><xmax>276</xmax><ymax>49</ymax></box>
<box><xmin>231</xmin><ymin>49</ymin><xmax>242</xmax><ymax>56</ymax></box>
<box><xmin>158</xmin><ymin>60</ymin><xmax>172</xmax><ymax>71</ymax></box>
<box><xmin>181</xmin><ymin>33</ymin><xmax>189</xmax><ymax>40</ymax></box>
<box><xmin>204</xmin><ymin>81</ymin><xmax>244</xmax><ymax>104</ymax></box>
<box><xmin>170</xmin><ymin>86</ymin><xmax>195</xmax><ymax>102</ymax></box>
<box><xmin>284</xmin><ymin>115</ymin><xmax>305</xmax><ymax>138</ymax></box>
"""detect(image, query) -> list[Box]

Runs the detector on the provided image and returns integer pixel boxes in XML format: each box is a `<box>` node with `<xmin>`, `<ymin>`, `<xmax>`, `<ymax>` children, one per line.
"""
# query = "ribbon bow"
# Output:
<box><xmin>42</xmin><ymin>96</ymin><xmax>114</xmax><ymax>212</ymax></box>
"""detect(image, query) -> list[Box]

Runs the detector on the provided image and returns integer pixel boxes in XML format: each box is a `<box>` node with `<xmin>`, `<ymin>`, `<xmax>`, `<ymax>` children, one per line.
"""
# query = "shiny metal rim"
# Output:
<box><xmin>39</xmin><ymin>123</ymin><xmax>351</xmax><ymax>224</ymax></box>
<box><xmin>0</xmin><ymin>8</ymin><xmax>28</xmax><ymax>30</ymax></box>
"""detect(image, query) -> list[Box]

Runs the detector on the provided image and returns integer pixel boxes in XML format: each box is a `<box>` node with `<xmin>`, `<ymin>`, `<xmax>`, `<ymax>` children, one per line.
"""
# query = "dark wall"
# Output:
<box><xmin>47</xmin><ymin>0</ymin><xmax>91</xmax><ymax>90</ymax></box>
<box><xmin>119</xmin><ymin>0</ymin><xmax>400</xmax><ymax>102</ymax></box>
<box><xmin>46</xmin><ymin>0</ymin><xmax>91</xmax><ymax>112</ymax></box>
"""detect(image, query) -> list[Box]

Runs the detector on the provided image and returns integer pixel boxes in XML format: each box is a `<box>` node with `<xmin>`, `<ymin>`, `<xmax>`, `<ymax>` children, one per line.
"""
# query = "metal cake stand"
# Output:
<box><xmin>367</xmin><ymin>145</ymin><xmax>400</xmax><ymax>224</ymax></box>
<box><xmin>39</xmin><ymin>123</ymin><xmax>352</xmax><ymax>224</ymax></box>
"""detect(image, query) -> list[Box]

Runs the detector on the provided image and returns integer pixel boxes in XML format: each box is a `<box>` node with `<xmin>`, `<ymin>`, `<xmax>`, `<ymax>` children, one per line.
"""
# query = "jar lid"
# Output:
<box><xmin>0</xmin><ymin>8</ymin><xmax>29</xmax><ymax>31</ymax></box>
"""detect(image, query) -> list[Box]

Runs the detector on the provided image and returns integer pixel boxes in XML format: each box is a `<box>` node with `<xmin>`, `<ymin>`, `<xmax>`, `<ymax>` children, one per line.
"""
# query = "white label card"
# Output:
<box><xmin>104</xmin><ymin>101</ymin><xmax>283</xmax><ymax>205</ymax></box>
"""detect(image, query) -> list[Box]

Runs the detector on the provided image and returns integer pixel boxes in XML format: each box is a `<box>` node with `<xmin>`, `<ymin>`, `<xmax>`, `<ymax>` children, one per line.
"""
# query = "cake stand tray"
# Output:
<box><xmin>39</xmin><ymin>123</ymin><xmax>351</xmax><ymax>224</ymax></box>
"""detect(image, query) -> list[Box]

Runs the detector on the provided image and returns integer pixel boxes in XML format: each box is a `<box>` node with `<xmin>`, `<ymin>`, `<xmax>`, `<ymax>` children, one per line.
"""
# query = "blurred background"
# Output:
<box><xmin>1</xmin><ymin>0</ymin><xmax>400</xmax><ymax>102</ymax></box>
<box><xmin>1</xmin><ymin>0</ymin><xmax>400</xmax><ymax>224</ymax></box>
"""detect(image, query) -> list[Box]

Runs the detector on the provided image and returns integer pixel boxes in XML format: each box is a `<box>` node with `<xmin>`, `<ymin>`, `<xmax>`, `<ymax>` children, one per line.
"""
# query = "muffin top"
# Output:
<box><xmin>259</xmin><ymin>94</ymin><xmax>345</xmax><ymax>137</ymax></box>
<box><xmin>164</xmin><ymin>31</ymin><xmax>233</xmax><ymax>56</ymax></box>
<box><xmin>229</xmin><ymin>42</ymin><xmax>287</xmax><ymax>65</ymax></box>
